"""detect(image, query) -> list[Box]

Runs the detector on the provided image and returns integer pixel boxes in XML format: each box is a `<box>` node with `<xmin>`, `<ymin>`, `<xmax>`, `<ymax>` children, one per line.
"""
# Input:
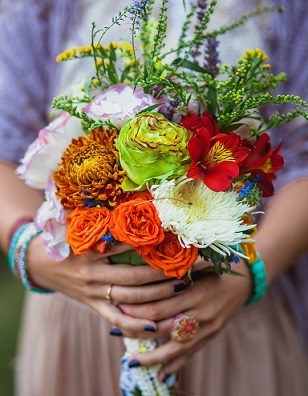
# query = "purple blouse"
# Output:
<box><xmin>0</xmin><ymin>0</ymin><xmax>308</xmax><ymax>347</ymax></box>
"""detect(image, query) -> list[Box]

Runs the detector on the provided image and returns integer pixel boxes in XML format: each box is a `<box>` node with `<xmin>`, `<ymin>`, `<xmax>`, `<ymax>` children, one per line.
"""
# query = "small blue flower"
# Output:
<box><xmin>231</xmin><ymin>254</ymin><xmax>240</xmax><ymax>264</ymax></box>
<box><xmin>239</xmin><ymin>181</ymin><xmax>255</xmax><ymax>198</ymax></box>
<box><xmin>83</xmin><ymin>198</ymin><xmax>97</xmax><ymax>207</ymax></box>
<box><xmin>101</xmin><ymin>232</ymin><xmax>114</xmax><ymax>243</ymax></box>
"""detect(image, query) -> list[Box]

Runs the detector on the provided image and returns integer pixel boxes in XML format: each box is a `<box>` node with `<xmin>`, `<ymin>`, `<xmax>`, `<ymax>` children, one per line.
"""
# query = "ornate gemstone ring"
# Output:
<box><xmin>169</xmin><ymin>313</ymin><xmax>200</xmax><ymax>342</ymax></box>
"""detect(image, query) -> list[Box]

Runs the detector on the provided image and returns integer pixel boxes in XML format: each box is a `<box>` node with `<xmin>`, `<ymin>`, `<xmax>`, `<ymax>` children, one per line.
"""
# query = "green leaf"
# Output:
<box><xmin>134</xmin><ymin>388</ymin><xmax>143</xmax><ymax>396</ymax></box>
<box><xmin>206</xmin><ymin>86</ymin><xmax>217</xmax><ymax>114</ymax></box>
<box><xmin>83</xmin><ymin>78</ymin><xmax>92</xmax><ymax>97</ymax></box>
<box><xmin>109</xmin><ymin>250</ymin><xmax>147</xmax><ymax>266</ymax></box>
<box><xmin>219</xmin><ymin>123</ymin><xmax>246</xmax><ymax>133</ymax></box>
<box><xmin>136</xmin><ymin>103</ymin><xmax>164</xmax><ymax>115</ymax></box>
<box><xmin>172</xmin><ymin>58</ymin><xmax>209</xmax><ymax>74</ymax></box>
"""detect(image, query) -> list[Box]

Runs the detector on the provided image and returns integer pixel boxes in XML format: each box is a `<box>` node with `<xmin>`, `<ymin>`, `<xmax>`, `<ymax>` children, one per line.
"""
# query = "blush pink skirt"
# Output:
<box><xmin>15</xmin><ymin>291</ymin><xmax>308</xmax><ymax>396</ymax></box>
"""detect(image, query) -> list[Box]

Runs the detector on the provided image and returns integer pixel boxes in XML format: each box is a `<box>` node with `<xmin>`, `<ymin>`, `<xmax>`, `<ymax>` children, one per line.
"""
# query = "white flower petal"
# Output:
<box><xmin>150</xmin><ymin>177</ymin><xmax>255</xmax><ymax>254</ymax></box>
<box><xmin>83</xmin><ymin>84</ymin><xmax>159</xmax><ymax>129</ymax></box>
<box><xmin>16</xmin><ymin>113</ymin><xmax>85</xmax><ymax>189</ymax></box>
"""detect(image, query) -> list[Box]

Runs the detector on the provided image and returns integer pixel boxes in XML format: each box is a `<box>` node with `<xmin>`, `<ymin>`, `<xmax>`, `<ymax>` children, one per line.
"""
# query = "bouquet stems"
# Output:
<box><xmin>121</xmin><ymin>338</ymin><xmax>172</xmax><ymax>396</ymax></box>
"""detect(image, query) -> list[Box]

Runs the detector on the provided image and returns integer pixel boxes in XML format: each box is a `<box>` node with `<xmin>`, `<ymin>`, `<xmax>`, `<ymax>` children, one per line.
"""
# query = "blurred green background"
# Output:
<box><xmin>0</xmin><ymin>251</ymin><xmax>24</xmax><ymax>396</ymax></box>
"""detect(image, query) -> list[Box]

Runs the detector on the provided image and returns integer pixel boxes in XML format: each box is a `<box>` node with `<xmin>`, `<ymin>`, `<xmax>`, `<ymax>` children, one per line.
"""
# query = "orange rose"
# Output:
<box><xmin>116</xmin><ymin>190</ymin><xmax>153</xmax><ymax>206</ymax></box>
<box><xmin>129</xmin><ymin>191</ymin><xmax>153</xmax><ymax>201</ymax></box>
<box><xmin>109</xmin><ymin>198</ymin><xmax>164</xmax><ymax>255</ymax></box>
<box><xmin>142</xmin><ymin>232</ymin><xmax>199</xmax><ymax>278</ymax></box>
<box><xmin>66</xmin><ymin>206</ymin><xmax>111</xmax><ymax>255</ymax></box>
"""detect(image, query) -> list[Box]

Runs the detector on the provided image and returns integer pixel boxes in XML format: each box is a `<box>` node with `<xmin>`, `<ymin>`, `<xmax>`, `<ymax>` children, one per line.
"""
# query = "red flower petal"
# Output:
<box><xmin>181</xmin><ymin>111</ymin><xmax>219</xmax><ymax>136</ymax></box>
<box><xmin>242</xmin><ymin>133</ymin><xmax>272</xmax><ymax>169</ymax></box>
<box><xmin>187</xmin><ymin>127</ymin><xmax>211</xmax><ymax>161</ymax></box>
<box><xmin>202</xmin><ymin>162</ymin><xmax>239</xmax><ymax>192</ymax></box>
<box><xmin>187</xmin><ymin>163</ymin><xmax>201</xmax><ymax>179</ymax></box>
<box><xmin>251</xmin><ymin>170</ymin><xmax>275</xmax><ymax>197</ymax></box>
<box><xmin>263</xmin><ymin>142</ymin><xmax>284</xmax><ymax>173</ymax></box>
<box><xmin>211</xmin><ymin>133</ymin><xmax>249</xmax><ymax>163</ymax></box>
<box><xmin>181</xmin><ymin>113</ymin><xmax>199</xmax><ymax>132</ymax></box>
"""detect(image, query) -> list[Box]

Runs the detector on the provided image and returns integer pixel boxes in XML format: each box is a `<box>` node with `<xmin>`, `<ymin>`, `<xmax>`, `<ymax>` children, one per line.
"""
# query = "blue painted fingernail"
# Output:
<box><xmin>162</xmin><ymin>373</ymin><xmax>171</xmax><ymax>383</ymax></box>
<box><xmin>173</xmin><ymin>282</ymin><xmax>187</xmax><ymax>293</ymax></box>
<box><xmin>128</xmin><ymin>359</ymin><xmax>141</xmax><ymax>368</ymax></box>
<box><xmin>163</xmin><ymin>373</ymin><xmax>178</xmax><ymax>387</ymax></box>
<box><xmin>109</xmin><ymin>328</ymin><xmax>123</xmax><ymax>336</ymax></box>
<box><xmin>144</xmin><ymin>325</ymin><xmax>156</xmax><ymax>333</ymax></box>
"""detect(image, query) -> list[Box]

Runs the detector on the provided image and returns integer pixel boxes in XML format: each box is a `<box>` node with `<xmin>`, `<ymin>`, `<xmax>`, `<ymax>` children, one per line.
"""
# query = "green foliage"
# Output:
<box><xmin>199</xmin><ymin>247</ymin><xmax>233</xmax><ymax>275</ymax></box>
<box><xmin>51</xmin><ymin>95</ymin><xmax>96</xmax><ymax>132</ymax></box>
<box><xmin>53</xmin><ymin>1</ymin><xmax>308</xmax><ymax>136</ymax></box>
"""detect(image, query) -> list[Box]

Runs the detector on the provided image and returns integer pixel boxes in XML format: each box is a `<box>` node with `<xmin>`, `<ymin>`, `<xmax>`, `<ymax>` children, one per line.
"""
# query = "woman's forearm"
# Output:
<box><xmin>0</xmin><ymin>161</ymin><xmax>44</xmax><ymax>253</ymax></box>
<box><xmin>255</xmin><ymin>178</ymin><xmax>308</xmax><ymax>284</ymax></box>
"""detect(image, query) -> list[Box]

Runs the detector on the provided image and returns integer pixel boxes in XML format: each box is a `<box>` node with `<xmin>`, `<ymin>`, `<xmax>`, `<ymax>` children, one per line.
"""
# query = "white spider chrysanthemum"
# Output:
<box><xmin>150</xmin><ymin>177</ymin><xmax>255</xmax><ymax>256</ymax></box>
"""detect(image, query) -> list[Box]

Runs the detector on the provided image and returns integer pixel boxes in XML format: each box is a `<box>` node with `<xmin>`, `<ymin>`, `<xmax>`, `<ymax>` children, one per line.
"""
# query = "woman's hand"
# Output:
<box><xmin>27</xmin><ymin>236</ymin><xmax>190</xmax><ymax>335</ymax></box>
<box><xmin>118</xmin><ymin>259</ymin><xmax>252</xmax><ymax>378</ymax></box>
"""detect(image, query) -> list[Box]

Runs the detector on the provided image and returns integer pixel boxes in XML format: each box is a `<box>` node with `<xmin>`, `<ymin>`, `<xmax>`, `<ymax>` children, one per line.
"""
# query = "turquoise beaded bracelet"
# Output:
<box><xmin>8</xmin><ymin>222</ymin><xmax>54</xmax><ymax>294</ymax></box>
<box><xmin>234</xmin><ymin>245</ymin><xmax>267</xmax><ymax>306</ymax></box>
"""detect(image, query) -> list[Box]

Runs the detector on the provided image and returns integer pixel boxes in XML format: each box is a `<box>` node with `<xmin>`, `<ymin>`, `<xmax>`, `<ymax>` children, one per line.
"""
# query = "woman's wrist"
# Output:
<box><xmin>26</xmin><ymin>236</ymin><xmax>59</xmax><ymax>291</ymax></box>
<box><xmin>235</xmin><ymin>245</ymin><xmax>268</xmax><ymax>306</ymax></box>
<box><xmin>8</xmin><ymin>222</ymin><xmax>54</xmax><ymax>293</ymax></box>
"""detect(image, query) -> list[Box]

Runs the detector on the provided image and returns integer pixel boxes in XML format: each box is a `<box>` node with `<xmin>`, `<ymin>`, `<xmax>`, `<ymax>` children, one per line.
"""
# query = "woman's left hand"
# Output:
<box><xmin>119</xmin><ymin>258</ymin><xmax>252</xmax><ymax>379</ymax></box>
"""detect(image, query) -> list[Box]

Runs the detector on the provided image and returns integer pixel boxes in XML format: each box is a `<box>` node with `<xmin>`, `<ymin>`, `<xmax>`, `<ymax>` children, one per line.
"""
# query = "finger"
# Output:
<box><xmin>100</xmin><ymin>243</ymin><xmax>134</xmax><ymax>258</ymax></box>
<box><xmin>100</xmin><ymin>279</ymin><xmax>188</xmax><ymax>304</ymax></box>
<box><xmin>95</xmin><ymin>300</ymin><xmax>158</xmax><ymax>335</ymax></box>
<box><xmin>129</xmin><ymin>321</ymin><xmax>209</xmax><ymax>367</ymax></box>
<box><xmin>79</xmin><ymin>262</ymin><xmax>169</xmax><ymax>286</ymax></box>
<box><xmin>120</xmin><ymin>292</ymin><xmax>193</xmax><ymax>321</ymax></box>
<box><xmin>129</xmin><ymin>339</ymin><xmax>188</xmax><ymax>367</ymax></box>
<box><xmin>153</xmin><ymin>317</ymin><xmax>174</xmax><ymax>338</ymax></box>
<box><xmin>158</xmin><ymin>356</ymin><xmax>188</xmax><ymax>382</ymax></box>
<box><xmin>158</xmin><ymin>333</ymin><xmax>215</xmax><ymax>380</ymax></box>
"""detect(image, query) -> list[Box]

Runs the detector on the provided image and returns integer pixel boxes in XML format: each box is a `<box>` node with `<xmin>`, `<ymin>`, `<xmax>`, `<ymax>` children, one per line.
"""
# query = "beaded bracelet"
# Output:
<box><xmin>8</xmin><ymin>222</ymin><xmax>54</xmax><ymax>294</ymax></box>
<box><xmin>7</xmin><ymin>216</ymin><xmax>34</xmax><ymax>251</ymax></box>
<box><xmin>234</xmin><ymin>244</ymin><xmax>267</xmax><ymax>306</ymax></box>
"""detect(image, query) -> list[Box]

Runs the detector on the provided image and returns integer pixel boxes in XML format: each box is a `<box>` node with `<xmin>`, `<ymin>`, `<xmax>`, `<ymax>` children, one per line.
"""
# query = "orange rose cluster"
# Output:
<box><xmin>66</xmin><ymin>192</ymin><xmax>198</xmax><ymax>278</ymax></box>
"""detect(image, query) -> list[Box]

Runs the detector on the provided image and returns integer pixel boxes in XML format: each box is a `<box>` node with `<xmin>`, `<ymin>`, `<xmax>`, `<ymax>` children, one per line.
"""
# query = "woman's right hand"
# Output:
<box><xmin>27</xmin><ymin>236</ymin><xmax>188</xmax><ymax>335</ymax></box>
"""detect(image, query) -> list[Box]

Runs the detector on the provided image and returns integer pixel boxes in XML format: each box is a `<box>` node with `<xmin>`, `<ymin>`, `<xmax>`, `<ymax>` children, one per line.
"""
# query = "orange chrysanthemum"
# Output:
<box><xmin>53</xmin><ymin>128</ymin><xmax>128</xmax><ymax>208</ymax></box>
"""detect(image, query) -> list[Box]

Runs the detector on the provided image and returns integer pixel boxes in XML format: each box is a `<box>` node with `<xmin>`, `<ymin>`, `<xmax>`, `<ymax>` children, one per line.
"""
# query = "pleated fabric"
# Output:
<box><xmin>15</xmin><ymin>291</ymin><xmax>308</xmax><ymax>396</ymax></box>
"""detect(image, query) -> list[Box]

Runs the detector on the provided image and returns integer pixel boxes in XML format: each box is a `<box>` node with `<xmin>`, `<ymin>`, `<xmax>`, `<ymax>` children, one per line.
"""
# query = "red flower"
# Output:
<box><xmin>181</xmin><ymin>111</ymin><xmax>220</xmax><ymax>136</ymax></box>
<box><xmin>187</xmin><ymin>127</ymin><xmax>249</xmax><ymax>191</ymax></box>
<box><xmin>240</xmin><ymin>133</ymin><xmax>284</xmax><ymax>197</ymax></box>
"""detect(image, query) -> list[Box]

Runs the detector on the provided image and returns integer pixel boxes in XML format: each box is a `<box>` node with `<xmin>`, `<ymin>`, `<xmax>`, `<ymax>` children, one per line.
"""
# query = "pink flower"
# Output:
<box><xmin>35</xmin><ymin>178</ymin><xmax>70</xmax><ymax>261</ymax></box>
<box><xmin>16</xmin><ymin>112</ymin><xmax>85</xmax><ymax>189</ymax></box>
<box><xmin>83</xmin><ymin>84</ymin><xmax>159</xmax><ymax>129</ymax></box>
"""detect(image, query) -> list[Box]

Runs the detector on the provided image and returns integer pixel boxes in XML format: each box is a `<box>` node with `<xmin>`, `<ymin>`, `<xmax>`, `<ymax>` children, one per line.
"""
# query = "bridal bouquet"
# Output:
<box><xmin>17</xmin><ymin>1</ymin><xmax>308</xmax><ymax>395</ymax></box>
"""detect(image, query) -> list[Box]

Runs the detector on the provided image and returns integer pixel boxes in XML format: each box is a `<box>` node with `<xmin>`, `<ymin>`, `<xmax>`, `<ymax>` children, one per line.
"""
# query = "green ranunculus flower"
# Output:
<box><xmin>116</xmin><ymin>112</ymin><xmax>192</xmax><ymax>191</ymax></box>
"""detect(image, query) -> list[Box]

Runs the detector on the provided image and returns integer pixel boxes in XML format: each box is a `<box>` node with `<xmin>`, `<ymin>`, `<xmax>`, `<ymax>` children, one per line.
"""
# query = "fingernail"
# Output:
<box><xmin>144</xmin><ymin>325</ymin><xmax>156</xmax><ymax>333</ymax></box>
<box><xmin>162</xmin><ymin>373</ymin><xmax>171</xmax><ymax>383</ymax></box>
<box><xmin>173</xmin><ymin>282</ymin><xmax>187</xmax><ymax>293</ymax></box>
<box><xmin>128</xmin><ymin>359</ymin><xmax>141</xmax><ymax>368</ymax></box>
<box><xmin>109</xmin><ymin>328</ymin><xmax>123</xmax><ymax>336</ymax></box>
<box><xmin>163</xmin><ymin>373</ymin><xmax>178</xmax><ymax>387</ymax></box>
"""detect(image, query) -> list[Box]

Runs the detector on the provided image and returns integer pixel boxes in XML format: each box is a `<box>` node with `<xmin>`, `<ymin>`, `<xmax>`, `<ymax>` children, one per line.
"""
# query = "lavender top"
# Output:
<box><xmin>0</xmin><ymin>0</ymin><xmax>308</xmax><ymax>346</ymax></box>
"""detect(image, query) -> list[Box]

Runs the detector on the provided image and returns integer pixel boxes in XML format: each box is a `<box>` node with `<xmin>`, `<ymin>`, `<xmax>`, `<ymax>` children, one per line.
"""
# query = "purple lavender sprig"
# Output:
<box><xmin>159</xmin><ymin>98</ymin><xmax>182</xmax><ymax>121</ymax></box>
<box><xmin>191</xmin><ymin>0</ymin><xmax>208</xmax><ymax>61</ymax></box>
<box><xmin>203</xmin><ymin>36</ymin><xmax>220</xmax><ymax>76</ymax></box>
<box><xmin>129</xmin><ymin>0</ymin><xmax>150</xmax><ymax>33</ymax></box>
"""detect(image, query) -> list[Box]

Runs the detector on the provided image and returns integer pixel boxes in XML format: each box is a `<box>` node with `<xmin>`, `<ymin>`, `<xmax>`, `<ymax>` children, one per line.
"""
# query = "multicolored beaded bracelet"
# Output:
<box><xmin>234</xmin><ymin>245</ymin><xmax>267</xmax><ymax>306</ymax></box>
<box><xmin>8</xmin><ymin>222</ymin><xmax>54</xmax><ymax>294</ymax></box>
<box><xmin>7</xmin><ymin>216</ymin><xmax>34</xmax><ymax>251</ymax></box>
